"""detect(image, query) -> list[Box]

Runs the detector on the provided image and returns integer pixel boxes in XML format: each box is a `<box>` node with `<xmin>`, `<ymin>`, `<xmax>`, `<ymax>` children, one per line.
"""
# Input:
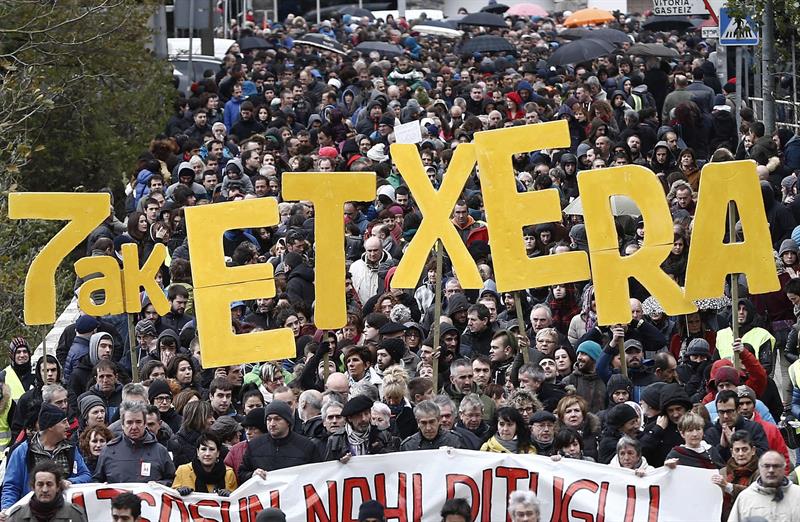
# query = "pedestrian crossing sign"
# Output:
<box><xmin>718</xmin><ymin>7</ymin><xmax>759</xmax><ymax>46</ymax></box>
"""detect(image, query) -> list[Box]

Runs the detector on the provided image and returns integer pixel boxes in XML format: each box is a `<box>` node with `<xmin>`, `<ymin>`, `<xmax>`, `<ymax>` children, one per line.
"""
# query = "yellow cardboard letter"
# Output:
<box><xmin>74</xmin><ymin>256</ymin><xmax>123</xmax><ymax>317</ymax></box>
<box><xmin>282</xmin><ymin>172</ymin><xmax>376</xmax><ymax>329</ymax></box>
<box><xmin>390</xmin><ymin>144</ymin><xmax>483</xmax><ymax>290</ymax></box>
<box><xmin>579</xmin><ymin>165</ymin><xmax>695</xmax><ymax>325</ymax></box>
<box><xmin>121</xmin><ymin>243</ymin><xmax>170</xmax><ymax>315</ymax></box>
<box><xmin>8</xmin><ymin>193</ymin><xmax>110</xmax><ymax>324</ymax></box>
<box><xmin>474</xmin><ymin>121</ymin><xmax>590</xmax><ymax>291</ymax></box>
<box><xmin>184</xmin><ymin>198</ymin><xmax>294</xmax><ymax>367</ymax></box>
<box><xmin>685</xmin><ymin>160</ymin><xmax>780</xmax><ymax>299</ymax></box>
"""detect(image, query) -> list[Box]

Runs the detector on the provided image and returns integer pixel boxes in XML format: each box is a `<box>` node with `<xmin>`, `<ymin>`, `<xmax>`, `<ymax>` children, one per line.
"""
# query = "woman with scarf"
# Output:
<box><xmin>173</xmin><ymin>432</ymin><xmax>237</xmax><ymax>496</ymax></box>
<box><xmin>480</xmin><ymin>407</ymin><xmax>536</xmax><ymax>454</ymax></box>
<box><xmin>546</xmin><ymin>284</ymin><xmax>580</xmax><ymax>335</ymax></box>
<box><xmin>568</xmin><ymin>284</ymin><xmax>597</xmax><ymax>346</ymax></box>
<box><xmin>666</xmin><ymin>411</ymin><xmax>725</xmax><ymax>469</ymax></box>
<box><xmin>661</xmin><ymin>232</ymin><xmax>689</xmax><ymax>285</ymax></box>
<box><xmin>712</xmin><ymin>430</ymin><xmax>759</xmax><ymax>521</ymax></box>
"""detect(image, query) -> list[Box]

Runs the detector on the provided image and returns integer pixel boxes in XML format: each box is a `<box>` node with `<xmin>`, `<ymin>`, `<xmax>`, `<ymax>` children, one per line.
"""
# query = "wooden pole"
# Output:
<box><xmin>128</xmin><ymin>313</ymin><xmax>139</xmax><ymax>383</ymax></box>
<box><xmin>431</xmin><ymin>240</ymin><xmax>444</xmax><ymax>393</ymax></box>
<box><xmin>729</xmin><ymin>201</ymin><xmax>741</xmax><ymax>370</ymax></box>
<box><xmin>323</xmin><ymin>331</ymin><xmax>331</xmax><ymax>383</ymax></box>
<box><xmin>617</xmin><ymin>335</ymin><xmax>628</xmax><ymax>378</ymax></box>
<box><xmin>515</xmin><ymin>292</ymin><xmax>529</xmax><ymax>364</ymax></box>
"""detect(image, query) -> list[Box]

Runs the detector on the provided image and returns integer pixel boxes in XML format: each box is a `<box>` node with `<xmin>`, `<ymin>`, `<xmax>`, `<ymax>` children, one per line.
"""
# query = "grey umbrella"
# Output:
<box><xmin>627</xmin><ymin>43</ymin><xmax>680</xmax><ymax>58</ymax></box>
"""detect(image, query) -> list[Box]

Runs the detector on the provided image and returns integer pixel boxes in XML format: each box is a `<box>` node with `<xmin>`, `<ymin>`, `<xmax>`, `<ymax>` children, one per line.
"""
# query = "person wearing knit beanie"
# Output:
<box><xmin>376</xmin><ymin>338</ymin><xmax>405</xmax><ymax>371</ymax></box>
<box><xmin>358</xmin><ymin>500</ymin><xmax>385</xmax><ymax>522</ymax></box>
<box><xmin>78</xmin><ymin>395</ymin><xmax>106</xmax><ymax>428</ymax></box>
<box><xmin>576</xmin><ymin>341</ymin><xmax>602</xmax><ymax>362</ymax></box>
<box><xmin>38</xmin><ymin>403</ymin><xmax>68</xmax><ymax>432</ymax></box>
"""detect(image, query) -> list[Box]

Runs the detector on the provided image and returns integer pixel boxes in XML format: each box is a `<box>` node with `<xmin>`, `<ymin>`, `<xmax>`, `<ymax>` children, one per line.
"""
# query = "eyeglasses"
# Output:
<box><xmin>718</xmin><ymin>408</ymin><xmax>736</xmax><ymax>416</ymax></box>
<box><xmin>153</xmin><ymin>395</ymin><xmax>172</xmax><ymax>403</ymax></box>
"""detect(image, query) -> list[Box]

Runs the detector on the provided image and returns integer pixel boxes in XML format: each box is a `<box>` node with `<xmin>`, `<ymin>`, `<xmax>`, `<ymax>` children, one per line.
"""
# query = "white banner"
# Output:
<box><xmin>10</xmin><ymin>449</ymin><xmax>722</xmax><ymax>521</ymax></box>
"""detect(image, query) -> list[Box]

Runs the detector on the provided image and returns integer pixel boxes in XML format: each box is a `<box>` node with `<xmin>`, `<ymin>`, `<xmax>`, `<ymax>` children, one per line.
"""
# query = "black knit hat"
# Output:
<box><xmin>38</xmin><ymin>403</ymin><xmax>67</xmax><ymax>431</ymax></box>
<box><xmin>606</xmin><ymin>403</ymin><xmax>638</xmax><ymax>429</ymax></box>
<box><xmin>147</xmin><ymin>378</ymin><xmax>172</xmax><ymax>403</ymax></box>
<box><xmin>264</xmin><ymin>400</ymin><xmax>294</xmax><ymax>426</ymax></box>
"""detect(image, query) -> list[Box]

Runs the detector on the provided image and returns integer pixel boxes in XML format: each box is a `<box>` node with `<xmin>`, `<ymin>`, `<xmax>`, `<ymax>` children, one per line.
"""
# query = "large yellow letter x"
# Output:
<box><xmin>390</xmin><ymin>143</ymin><xmax>482</xmax><ymax>289</ymax></box>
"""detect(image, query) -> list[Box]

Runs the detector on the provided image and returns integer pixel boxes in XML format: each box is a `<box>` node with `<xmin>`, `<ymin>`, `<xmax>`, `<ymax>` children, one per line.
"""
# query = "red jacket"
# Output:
<box><xmin>701</xmin><ymin>349</ymin><xmax>767</xmax><ymax>403</ymax></box>
<box><xmin>752</xmin><ymin>411</ymin><xmax>791</xmax><ymax>473</ymax></box>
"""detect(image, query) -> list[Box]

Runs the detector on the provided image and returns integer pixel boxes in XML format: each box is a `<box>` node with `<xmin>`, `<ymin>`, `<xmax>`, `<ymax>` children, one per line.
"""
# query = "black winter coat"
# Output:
<box><xmin>286</xmin><ymin>263</ymin><xmax>315</xmax><ymax>309</ymax></box>
<box><xmin>239</xmin><ymin>432</ymin><xmax>322</xmax><ymax>482</ymax></box>
<box><xmin>167</xmin><ymin>428</ymin><xmax>201</xmax><ymax>467</ymax></box>
<box><xmin>400</xmin><ymin>429</ymin><xmax>463</xmax><ymax>451</ymax></box>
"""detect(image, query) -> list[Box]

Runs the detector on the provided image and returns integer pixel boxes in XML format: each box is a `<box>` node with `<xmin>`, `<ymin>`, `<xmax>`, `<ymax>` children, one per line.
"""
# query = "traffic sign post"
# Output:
<box><xmin>718</xmin><ymin>7</ymin><xmax>759</xmax><ymax>46</ymax></box>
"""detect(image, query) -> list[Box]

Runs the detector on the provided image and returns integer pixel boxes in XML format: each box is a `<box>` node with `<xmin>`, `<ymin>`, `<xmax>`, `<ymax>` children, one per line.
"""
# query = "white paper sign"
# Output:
<box><xmin>394</xmin><ymin>121</ymin><xmax>423</xmax><ymax>144</ymax></box>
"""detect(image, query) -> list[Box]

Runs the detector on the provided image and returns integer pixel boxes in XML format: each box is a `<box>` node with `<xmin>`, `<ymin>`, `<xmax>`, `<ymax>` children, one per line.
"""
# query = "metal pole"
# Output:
<box><xmin>761</xmin><ymin>0</ymin><xmax>776</xmax><ymax>132</ymax></box>
<box><xmin>736</xmin><ymin>46</ymin><xmax>743</xmax><ymax>135</ymax></box>
<box><xmin>398</xmin><ymin>0</ymin><xmax>406</xmax><ymax>20</ymax></box>
<box><xmin>224</xmin><ymin>0</ymin><xmax>228</xmax><ymax>38</ymax></box>
<box><xmin>273</xmin><ymin>0</ymin><xmax>278</xmax><ymax>24</ymax></box>
<box><xmin>515</xmin><ymin>293</ymin><xmax>529</xmax><ymax>364</ymax></box>
<box><xmin>728</xmin><ymin>201</ymin><xmax>741</xmax><ymax>370</ymax></box>
<box><xmin>316</xmin><ymin>0</ymin><xmax>320</xmax><ymax>26</ymax></box>
<box><xmin>188</xmin><ymin>0</ymin><xmax>195</xmax><ymax>84</ymax></box>
<box><xmin>128</xmin><ymin>314</ymin><xmax>140</xmax><ymax>383</ymax></box>
<box><xmin>431</xmin><ymin>240</ymin><xmax>444</xmax><ymax>393</ymax></box>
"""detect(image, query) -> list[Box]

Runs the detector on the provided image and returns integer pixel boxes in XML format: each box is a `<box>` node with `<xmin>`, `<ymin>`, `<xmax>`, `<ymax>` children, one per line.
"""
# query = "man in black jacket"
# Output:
<box><xmin>400</xmin><ymin>400</ymin><xmax>462</xmax><ymax>451</ymax></box>
<box><xmin>284</xmin><ymin>252</ymin><xmax>315</xmax><ymax>310</ymax></box>
<box><xmin>704</xmin><ymin>390</ymin><xmax>769</xmax><ymax>462</ymax></box>
<box><xmin>324</xmin><ymin>395</ymin><xmax>397</xmax><ymax>461</ymax></box>
<box><xmin>238</xmin><ymin>401</ymin><xmax>321</xmax><ymax>483</ymax></box>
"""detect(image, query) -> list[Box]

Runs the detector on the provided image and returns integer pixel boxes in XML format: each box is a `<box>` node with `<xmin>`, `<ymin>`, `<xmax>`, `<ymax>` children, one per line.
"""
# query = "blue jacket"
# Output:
<box><xmin>785</xmin><ymin>135</ymin><xmax>800</xmax><ymax>172</ymax></box>
<box><xmin>223</xmin><ymin>96</ymin><xmax>243</xmax><ymax>132</ymax></box>
<box><xmin>63</xmin><ymin>336</ymin><xmax>90</xmax><ymax>387</ymax></box>
<box><xmin>1</xmin><ymin>439</ymin><xmax>91</xmax><ymax>509</ymax></box>
<box><xmin>133</xmin><ymin>168</ymin><xmax>156</xmax><ymax>207</ymax></box>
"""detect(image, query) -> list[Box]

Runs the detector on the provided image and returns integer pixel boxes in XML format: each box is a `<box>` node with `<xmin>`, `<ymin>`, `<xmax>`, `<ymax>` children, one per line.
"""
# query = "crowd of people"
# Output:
<box><xmin>3</xmin><ymin>4</ymin><xmax>800</xmax><ymax>522</ymax></box>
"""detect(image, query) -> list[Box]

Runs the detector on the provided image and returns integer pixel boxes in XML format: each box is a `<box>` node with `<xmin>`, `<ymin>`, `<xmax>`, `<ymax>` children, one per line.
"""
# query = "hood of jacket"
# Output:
<box><xmin>88</xmin><ymin>331</ymin><xmax>113</xmax><ymax>366</ymax></box>
<box><xmin>288</xmin><ymin>262</ymin><xmax>314</xmax><ymax>283</ymax></box>
<box><xmin>34</xmin><ymin>355</ymin><xmax>62</xmax><ymax>388</ymax></box>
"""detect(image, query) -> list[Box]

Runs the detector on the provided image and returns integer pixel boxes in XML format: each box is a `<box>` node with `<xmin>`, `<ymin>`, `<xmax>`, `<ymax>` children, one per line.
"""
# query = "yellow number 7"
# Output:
<box><xmin>8</xmin><ymin>193</ymin><xmax>110</xmax><ymax>325</ymax></box>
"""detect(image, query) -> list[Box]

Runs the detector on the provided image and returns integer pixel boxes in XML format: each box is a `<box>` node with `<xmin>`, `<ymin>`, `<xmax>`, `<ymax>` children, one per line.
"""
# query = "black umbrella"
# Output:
<box><xmin>627</xmin><ymin>42</ymin><xmax>679</xmax><ymax>58</ymax></box>
<box><xmin>458</xmin><ymin>12</ymin><xmax>508</xmax><ymax>28</ymax></box>
<box><xmin>558</xmin><ymin>27</ymin><xmax>630</xmax><ymax>44</ymax></box>
<box><xmin>548</xmin><ymin>38</ymin><xmax>615</xmax><ymax>66</ymax></box>
<box><xmin>417</xmin><ymin>19</ymin><xmax>460</xmax><ymax>29</ymax></box>
<box><xmin>355</xmin><ymin>41</ymin><xmax>405</xmax><ymax>57</ymax></box>
<box><xmin>642</xmin><ymin>15</ymin><xmax>694</xmax><ymax>32</ymax></box>
<box><xmin>238</xmin><ymin>36</ymin><xmax>271</xmax><ymax>51</ymax></box>
<box><xmin>459</xmin><ymin>35</ymin><xmax>516</xmax><ymax>55</ymax></box>
<box><xmin>304</xmin><ymin>3</ymin><xmax>389</xmax><ymax>19</ymax></box>
<box><xmin>340</xmin><ymin>6</ymin><xmax>375</xmax><ymax>19</ymax></box>
<box><xmin>480</xmin><ymin>3</ymin><xmax>509</xmax><ymax>14</ymax></box>
<box><xmin>294</xmin><ymin>33</ymin><xmax>347</xmax><ymax>55</ymax></box>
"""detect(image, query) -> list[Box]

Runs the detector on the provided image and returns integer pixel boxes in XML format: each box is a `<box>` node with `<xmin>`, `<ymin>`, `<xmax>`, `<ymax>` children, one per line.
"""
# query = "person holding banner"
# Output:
<box><xmin>172</xmin><ymin>432</ymin><xmax>237</xmax><ymax>495</ymax></box>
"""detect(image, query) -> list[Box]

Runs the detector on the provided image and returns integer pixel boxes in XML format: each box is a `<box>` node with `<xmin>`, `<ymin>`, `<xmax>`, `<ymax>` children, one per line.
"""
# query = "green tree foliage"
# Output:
<box><xmin>0</xmin><ymin>0</ymin><xmax>174</xmax><ymax>349</ymax></box>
